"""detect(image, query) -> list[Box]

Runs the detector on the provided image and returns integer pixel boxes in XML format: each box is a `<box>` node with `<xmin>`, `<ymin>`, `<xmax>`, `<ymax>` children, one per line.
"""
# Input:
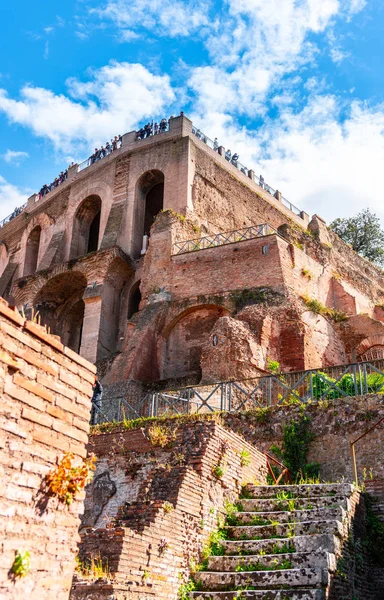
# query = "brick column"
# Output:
<box><xmin>80</xmin><ymin>295</ymin><xmax>102</xmax><ymax>363</ymax></box>
<box><xmin>121</xmin><ymin>131</ymin><xmax>137</xmax><ymax>146</ymax></box>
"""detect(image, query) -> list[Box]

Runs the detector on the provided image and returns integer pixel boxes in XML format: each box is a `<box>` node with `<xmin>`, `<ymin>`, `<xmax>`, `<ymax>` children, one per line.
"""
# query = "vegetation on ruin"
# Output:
<box><xmin>46</xmin><ymin>452</ymin><xmax>97</xmax><ymax>505</ymax></box>
<box><xmin>10</xmin><ymin>550</ymin><xmax>31</xmax><ymax>579</ymax></box>
<box><xmin>147</xmin><ymin>424</ymin><xmax>177</xmax><ymax>448</ymax></box>
<box><xmin>75</xmin><ymin>554</ymin><xmax>110</xmax><ymax>580</ymax></box>
<box><xmin>330</xmin><ymin>208</ymin><xmax>384</xmax><ymax>266</ymax></box>
<box><xmin>160</xmin><ymin>208</ymin><xmax>200</xmax><ymax>234</ymax></box>
<box><xmin>267</xmin><ymin>359</ymin><xmax>280</xmax><ymax>374</ymax></box>
<box><xmin>301</xmin><ymin>294</ymin><xmax>348</xmax><ymax>322</ymax></box>
<box><xmin>240</xmin><ymin>448</ymin><xmax>251</xmax><ymax>467</ymax></box>
<box><xmin>270</xmin><ymin>414</ymin><xmax>320</xmax><ymax>481</ymax></box>
<box><xmin>311</xmin><ymin>371</ymin><xmax>384</xmax><ymax>399</ymax></box>
<box><xmin>301</xmin><ymin>267</ymin><xmax>314</xmax><ymax>279</ymax></box>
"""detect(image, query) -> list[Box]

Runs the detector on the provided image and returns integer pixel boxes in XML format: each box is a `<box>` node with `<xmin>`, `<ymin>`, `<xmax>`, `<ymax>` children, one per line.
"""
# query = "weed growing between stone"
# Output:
<box><xmin>10</xmin><ymin>550</ymin><xmax>31</xmax><ymax>579</ymax></box>
<box><xmin>46</xmin><ymin>452</ymin><xmax>96</xmax><ymax>505</ymax></box>
<box><xmin>75</xmin><ymin>553</ymin><xmax>110</xmax><ymax>580</ymax></box>
<box><xmin>301</xmin><ymin>294</ymin><xmax>348</xmax><ymax>322</ymax></box>
<box><xmin>147</xmin><ymin>424</ymin><xmax>177</xmax><ymax>447</ymax></box>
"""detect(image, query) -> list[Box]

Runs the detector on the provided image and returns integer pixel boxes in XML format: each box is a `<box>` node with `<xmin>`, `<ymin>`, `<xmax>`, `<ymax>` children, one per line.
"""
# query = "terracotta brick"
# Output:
<box><xmin>36</xmin><ymin>373</ymin><xmax>76</xmax><ymax>401</ymax></box>
<box><xmin>0</xmin><ymin>349</ymin><xmax>22</xmax><ymax>371</ymax></box>
<box><xmin>4</xmin><ymin>380</ymin><xmax>45</xmax><ymax>412</ymax></box>
<box><xmin>52</xmin><ymin>419</ymin><xmax>88</xmax><ymax>444</ymax></box>
<box><xmin>47</xmin><ymin>404</ymin><xmax>72</xmax><ymax>424</ymax></box>
<box><xmin>59</xmin><ymin>368</ymin><xmax>93</xmax><ymax>396</ymax></box>
<box><xmin>22</xmin><ymin>406</ymin><xmax>53</xmax><ymax>429</ymax></box>
<box><xmin>0</xmin><ymin>304</ymin><xmax>24</xmax><ymax>326</ymax></box>
<box><xmin>55</xmin><ymin>396</ymin><xmax>90</xmax><ymax>420</ymax></box>
<box><xmin>24</xmin><ymin>320</ymin><xmax>64</xmax><ymax>352</ymax></box>
<box><xmin>72</xmin><ymin>416</ymin><xmax>90</xmax><ymax>433</ymax></box>
<box><xmin>13</xmin><ymin>373</ymin><xmax>54</xmax><ymax>403</ymax></box>
<box><xmin>63</xmin><ymin>346</ymin><xmax>97</xmax><ymax>374</ymax></box>
<box><xmin>0</xmin><ymin>320</ymin><xmax>41</xmax><ymax>352</ymax></box>
<box><xmin>32</xmin><ymin>428</ymin><xmax>69</xmax><ymax>453</ymax></box>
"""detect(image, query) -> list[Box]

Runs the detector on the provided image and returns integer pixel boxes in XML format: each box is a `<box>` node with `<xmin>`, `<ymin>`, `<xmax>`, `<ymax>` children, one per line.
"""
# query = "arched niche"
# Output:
<box><xmin>34</xmin><ymin>271</ymin><xmax>87</xmax><ymax>352</ymax></box>
<box><xmin>133</xmin><ymin>170</ymin><xmax>164</xmax><ymax>256</ymax></box>
<box><xmin>127</xmin><ymin>281</ymin><xmax>141</xmax><ymax>320</ymax></box>
<box><xmin>160</xmin><ymin>304</ymin><xmax>228</xmax><ymax>382</ymax></box>
<box><xmin>70</xmin><ymin>195</ymin><xmax>102</xmax><ymax>259</ymax></box>
<box><xmin>24</xmin><ymin>226</ymin><xmax>42</xmax><ymax>276</ymax></box>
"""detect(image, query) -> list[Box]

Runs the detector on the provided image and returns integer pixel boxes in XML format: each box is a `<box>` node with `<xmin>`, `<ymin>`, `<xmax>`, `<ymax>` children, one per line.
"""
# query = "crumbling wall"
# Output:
<box><xmin>71</xmin><ymin>420</ymin><xmax>268</xmax><ymax>600</ymax></box>
<box><xmin>0</xmin><ymin>298</ymin><xmax>95</xmax><ymax>600</ymax></box>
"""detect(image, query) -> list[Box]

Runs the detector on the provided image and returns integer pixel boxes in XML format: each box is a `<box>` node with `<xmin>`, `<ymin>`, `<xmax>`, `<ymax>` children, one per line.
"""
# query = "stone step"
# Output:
<box><xmin>239</xmin><ymin>495</ymin><xmax>347</xmax><ymax>513</ymax></box>
<box><xmin>232</xmin><ymin>506</ymin><xmax>344</xmax><ymax>525</ymax></box>
<box><xmin>243</xmin><ymin>483</ymin><xmax>353</xmax><ymax>499</ymax></box>
<box><xmin>191</xmin><ymin>590</ymin><xmax>325</xmax><ymax>599</ymax></box>
<box><xmin>226</xmin><ymin>519</ymin><xmax>342</xmax><ymax>540</ymax></box>
<box><xmin>222</xmin><ymin>533</ymin><xmax>341</xmax><ymax>556</ymax></box>
<box><xmin>206</xmin><ymin>550</ymin><xmax>333</xmax><ymax>572</ymax></box>
<box><xmin>193</xmin><ymin>567</ymin><xmax>327</xmax><ymax>591</ymax></box>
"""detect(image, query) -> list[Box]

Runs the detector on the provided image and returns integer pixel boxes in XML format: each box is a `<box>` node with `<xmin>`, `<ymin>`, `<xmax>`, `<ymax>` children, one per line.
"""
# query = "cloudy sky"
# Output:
<box><xmin>0</xmin><ymin>0</ymin><xmax>383</xmax><ymax>224</ymax></box>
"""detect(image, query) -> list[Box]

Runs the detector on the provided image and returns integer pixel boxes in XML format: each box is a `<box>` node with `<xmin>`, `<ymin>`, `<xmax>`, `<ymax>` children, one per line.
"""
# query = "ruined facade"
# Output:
<box><xmin>1</xmin><ymin>113</ymin><xmax>384</xmax><ymax>403</ymax></box>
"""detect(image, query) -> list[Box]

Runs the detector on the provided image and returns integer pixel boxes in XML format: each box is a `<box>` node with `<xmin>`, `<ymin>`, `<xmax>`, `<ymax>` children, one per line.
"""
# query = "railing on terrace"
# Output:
<box><xmin>172</xmin><ymin>223</ymin><xmax>278</xmax><ymax>255</ymax></box>
<box><xmin>0</xmin><ymin>203</ymin><xmax>27</xmax><ymax>230</ymax></box>
<box><xmin>94</xmin><ymin>358</ymin><xmax>384</xmax><ymax>424</ymax></box>
<box><xmin>191</xmin><ymin>126</ymin><xmax>304</xmax><ymax>219</ymax></box>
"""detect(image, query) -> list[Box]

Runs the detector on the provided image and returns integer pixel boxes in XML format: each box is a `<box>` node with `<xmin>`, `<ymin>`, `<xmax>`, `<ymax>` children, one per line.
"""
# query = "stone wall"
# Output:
<box><xmin>71</xmin><ymin>419</ymin><xmax>268</xmax><ymax>600</ymax></box>
<box><xmin>0</xmin><ymin>298</ymin><xmax>95</xmax><ymax>599</ymax></box>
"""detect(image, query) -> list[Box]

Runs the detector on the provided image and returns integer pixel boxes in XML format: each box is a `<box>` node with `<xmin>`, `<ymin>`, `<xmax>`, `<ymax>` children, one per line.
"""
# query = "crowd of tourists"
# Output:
<box><xmin>38</xmin><ymin>168</ymin><xmax>70</xmax><ymax>199</ymax></box>
<box><xmin>6</xmin><ymin>205</ymin><xmax>24</xmax><ymax>224</ymax></box>
<box><xmin>136</xmin><ymin>118</ymin><xmax>169</xmax><ymax>139</ymax></box>
<box><xmin>88</xmin><ymin>135</ymin><xmax>122</xmax><ymax>165</ymax></box>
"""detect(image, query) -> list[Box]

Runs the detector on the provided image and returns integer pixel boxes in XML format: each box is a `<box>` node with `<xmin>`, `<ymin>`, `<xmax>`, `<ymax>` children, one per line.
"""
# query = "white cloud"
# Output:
<box><xmin>0</xmin><ymin>61</ymin><xmax>176</xmax><ymax>155</ymax></box>
<box><xmin>0</xmin><ymin>176</ymin><xmax>30</xmax><ymax>220</ymax></box>
<box><xmin>91</xmin><ymin>0</ymin><xmax>210</xmax><ymax>38</ymax></box>
<box><xmin>2</xmin><ymin>150</ymin><xmax>29</xmax><ymax>165</ymax></box>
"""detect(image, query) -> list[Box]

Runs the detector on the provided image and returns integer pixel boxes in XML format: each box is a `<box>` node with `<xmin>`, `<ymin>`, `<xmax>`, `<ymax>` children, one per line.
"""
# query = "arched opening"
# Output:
<box><xmin>160</xmin><ymin>305</ymin><xmax>227</xmax><ymax>383</ymax></box>
<box><xmin>144</xmin><ymin>183</ymin><xmax>164</xmax><ymax>235</ymax></box>
<box><xmin>34</xmin><ymin>272</ymin><xmax>87</xmax><ymax>353</ymax></box>
<box><xmin>24</xmin><ymin>226</ymin><xmax>41</xmax><ymax>276</ymax></box>
<box><xmin>128</xmin><ymin>281</ymin><xmax>141</xmax><ymax>319</ymax></box>
<box><xmin>87</xmin><ymin>211</ymin><xmax>101</xmax><ymax>253</ymax></box>
<box><xmin>133</xmin><ymin>170</ymin><xmax>164</xmax><ymax>256</ymax></box>
<box><xmin>71</xmin><ymin>195</ymin><xmax>102</xmax><ymax>259</ymax></box>
<box><xmin>358</xmin><ymin>346</ymin><xmax>384</xmax><ymax>362</ymax></box>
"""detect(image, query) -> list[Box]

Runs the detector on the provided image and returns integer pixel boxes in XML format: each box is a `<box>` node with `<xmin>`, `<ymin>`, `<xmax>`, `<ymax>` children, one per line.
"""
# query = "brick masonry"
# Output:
<box><xmin>71</xmin><ymin>419</ymin><xmax>268</xmax><ymax>600</ymax></box>
<box><xmin>0</xmin><ymin>298</ymin><xmax>95</xmax><ymax>600</ymax></box>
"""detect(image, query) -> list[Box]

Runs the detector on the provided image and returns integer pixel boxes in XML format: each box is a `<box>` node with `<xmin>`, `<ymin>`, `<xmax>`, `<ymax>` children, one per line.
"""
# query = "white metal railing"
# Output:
<box><xmin>0</xmin><ymin>203</ymin><xmax>27</xmax><ymax>229</ymax></box>
<box><xmin>172</xmin><ymin>223</ymin><xmax>278</xmax><ymax>255</ymax></box>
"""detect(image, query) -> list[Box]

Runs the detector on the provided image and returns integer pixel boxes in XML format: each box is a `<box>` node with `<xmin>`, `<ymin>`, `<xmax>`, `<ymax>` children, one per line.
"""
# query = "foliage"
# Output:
<box><xmin>163</xmin><ymin>502</ymin><xmax>175</xmax><ymax>513</ymax></box>
<box><xmin>254</xmin><ymin>406</ymin><xmax>272</xmax><ymax>424</ymax></box>
<box><xmin>267</xmin><ymin>359</ymin><xmax>280</xmax><ymax>374</ymax></box>
<box><xmin>46</xmin><ymin>452</ymin><xmax>96</xmax><ymax>505</ymax></box>
<box><xmin>201</xmin><ymin>528</ymin><xmax>227</xmax><ymax>560</ymax></box>
<box><xmin>240</xmin><ymin>448</ymin><xmax>251</xmax><ymax>467</ymax></box>
<box><xmin>301</xmin><ymin>268</ymin><xmax>313</xmax><ymax>280</ymax></box>
<box><xmin>211</xmin><ymin>463</ymin><xmax>226</xmax><ymax>479</ymax></box>
<box><xmin>158</xmin><ymin>537</ymin><xmax>170</xmax><ymax>555</ymax></box>
<box><xmin>178</xmin><ymin>579</ymin><xmax>197</xmax><ymax>599</ymax></box>
<box><xmin>75</xmin><ymin>554</ymin><xmax>110</xmax><ymax>579</ymax></box>
<box><xmin>11</xmin><ymin>550</ymin><xmax>31</xmax><ymax>578</ymax></box>
<box><xmin>364</xmin><ymin>493</ymin><xmax>384</xmax><ymax>566</ymax></box>
<box><xmin>301</xmin><ymin>294</ymin><xmax>348</xmax><ymax>322</ymax></box>
<box><xmin>311</xmin><ymin>371</ymin><xmax>384</xmax><ymax>400</ymax></box>
<box><xmin>330</xmin><ymin>208</ymin><xmax>384</xmax><ymax>266</ymax></box>
<box><xmin>147</xmin><ymin>424</ymin><xmax>176</xmax><ymax>448</ymax></box>
<box><xmin>270</xmin><ymin>415</ymin><xmax>320</xmax><ymax>480</ymax></box>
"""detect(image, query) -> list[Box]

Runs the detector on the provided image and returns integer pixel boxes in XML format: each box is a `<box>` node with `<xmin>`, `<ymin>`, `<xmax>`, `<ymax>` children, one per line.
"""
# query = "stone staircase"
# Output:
<box><xmin>191</xmin><ymin>483</ymin><xmax>356</xmax><ymax>599</ymax></box>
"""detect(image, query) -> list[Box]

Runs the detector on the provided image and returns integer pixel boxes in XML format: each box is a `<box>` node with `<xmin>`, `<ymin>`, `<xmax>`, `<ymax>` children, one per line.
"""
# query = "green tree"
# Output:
<box><xmin>330</xmin><ymin>209</ymin><xmax>384</xmax><ymax>266</ymax></box>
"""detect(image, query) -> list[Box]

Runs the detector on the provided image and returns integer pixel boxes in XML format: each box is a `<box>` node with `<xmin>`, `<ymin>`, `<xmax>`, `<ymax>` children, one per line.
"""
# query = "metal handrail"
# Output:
<box><xmin>350</xmin><ymin>416</ymin><xmax>384</xmax><ymax>485</ymax></box>
<box><xmin>192</xmin><ymin>126</ymin><xmax>304</xmax><ymax>219</ymax></box>
<box><xmin>172</xmin><ymin>223</ymin><xmax>279</xmax><ymax>255</ymax></box>
<box><xmin>264</xmin><ymin>452</ymin><xmax>292</xmax><ymax>484</ymax></box>
<box><xmin>0</xmin><ymin>202</ymin><xmax>27</xmax><ymax>230</ymax></box>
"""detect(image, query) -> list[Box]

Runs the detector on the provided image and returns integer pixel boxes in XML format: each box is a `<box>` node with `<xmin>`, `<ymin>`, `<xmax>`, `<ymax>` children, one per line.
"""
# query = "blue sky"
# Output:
<box><xmin>1</xmin><ymin>0</ymin><xmax>384</xmax><ymax>224</ymax></box>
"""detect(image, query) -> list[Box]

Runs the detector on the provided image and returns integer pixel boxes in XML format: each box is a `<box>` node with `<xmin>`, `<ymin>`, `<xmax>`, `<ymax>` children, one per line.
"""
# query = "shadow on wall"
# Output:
<box><xmin>70</xmin><ymin>195</ymin><xmax>101</xmax><ymax>260</ymax></box>
<box><xmin>133</xmin><ymin>170</ymin><xmax>164</xmax><ymax>257</ymax></box>
<box><xmin>24</xmin><ymin>226</ymin><xmax>41</xmax><ymax>277</ymax></box>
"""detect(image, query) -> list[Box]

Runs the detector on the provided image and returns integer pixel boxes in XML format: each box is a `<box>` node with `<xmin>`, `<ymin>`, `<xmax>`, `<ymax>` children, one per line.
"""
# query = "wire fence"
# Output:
<box><xmin>191</xmin><ymin>126</ymin><xmax>303</xmax><ymax>219</ymax></box>
<box><xmin>94</xmin><ymin>359</ymin><xmax>384</xmax><ymax>424</ymax></box>
<box><xmin>172</xmin><ymin>223</ymin><xmax>278</xmax><ymax>255</ymax></box>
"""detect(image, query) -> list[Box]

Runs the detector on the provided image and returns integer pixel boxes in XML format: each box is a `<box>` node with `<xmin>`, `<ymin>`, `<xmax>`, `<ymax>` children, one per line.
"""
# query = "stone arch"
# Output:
<box><xmin>160</xmin><ymin>304</ymin><xmax>229</xmax><ymax>382</ymax></box>
<box><xmin>34</xmin><ymin>271</ymin><xmax>87</xmax><ymax>351</ymax></box>
<box><xmin>70</xmin><ymin>195</ymin><xmax>102</xmax><ymax>259</ymax></box>
<box><xmin>355</xmin><ymin>335</ymin><xmax>384</xmax><ymax>362</ymax></box>
<box><xmin>133</xmin><ymin>169</ymin><xmax>164</xmax><ymax>256</ymax></box>
<box><xmin>24</xmin><ymin>226</ymin><xmax>42</xmax><ymax>277</ymax></box>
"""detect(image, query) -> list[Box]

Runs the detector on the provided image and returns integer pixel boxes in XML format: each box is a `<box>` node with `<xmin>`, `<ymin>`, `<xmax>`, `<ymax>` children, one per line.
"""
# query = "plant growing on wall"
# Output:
<box><xmin>147</xmin><ymin>424</ymin><xmax>177</xmax><ymax>448</ymax></box>
<box><xmin>10</xmin><ymin>550</ymin><xmax>31</xmax><ymax>578</ymax></box>
<box><xmin>46</xmin><ymin>452</ymin><xmax>97</xmax><ymax>505</ymax></box>
<box><xmin>270</xmin><ymin>415</ymin><xmax>320</xmax><ymax>480</ymax></box>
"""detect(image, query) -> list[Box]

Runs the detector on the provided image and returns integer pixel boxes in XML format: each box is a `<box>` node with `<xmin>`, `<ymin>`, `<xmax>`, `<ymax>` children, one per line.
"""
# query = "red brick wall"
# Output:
<box><xmin>71</xmin><ymin>420</ymin><xmax>268</xmax><ymax>600</ymax></box>
<box><xmin>0</xmin><ymin>299</ymin><xmax>95</xmax><ymax>599</ymax></box>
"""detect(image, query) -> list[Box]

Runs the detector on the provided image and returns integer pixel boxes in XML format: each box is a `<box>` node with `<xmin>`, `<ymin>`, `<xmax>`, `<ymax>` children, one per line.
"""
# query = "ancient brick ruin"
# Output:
<box><xmin>1</xmin><ymin>112</ymin><xmax>384</xmax><ymax>599</ymax></box>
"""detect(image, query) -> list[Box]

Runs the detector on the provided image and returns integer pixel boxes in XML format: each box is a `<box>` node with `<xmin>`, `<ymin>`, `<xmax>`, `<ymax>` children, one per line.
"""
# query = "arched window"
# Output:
<box><xmin>133</xmin><ymin>170</ymin><xmax>164</xmax><ymax>256</ymax></box>
<box><xmin>24</xmin><ymin>226</ymin><xmax>41</xmax><ymax>276</ymax></box>
<box><xmin>128</xmin><ymin>281</ymin><xmax>141</xmax><ymax>319</ymax></box>
<box><xmin>70</xmin><ymin>195</ymin><xmax>102</xmax><ymax>259</ymax></box>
